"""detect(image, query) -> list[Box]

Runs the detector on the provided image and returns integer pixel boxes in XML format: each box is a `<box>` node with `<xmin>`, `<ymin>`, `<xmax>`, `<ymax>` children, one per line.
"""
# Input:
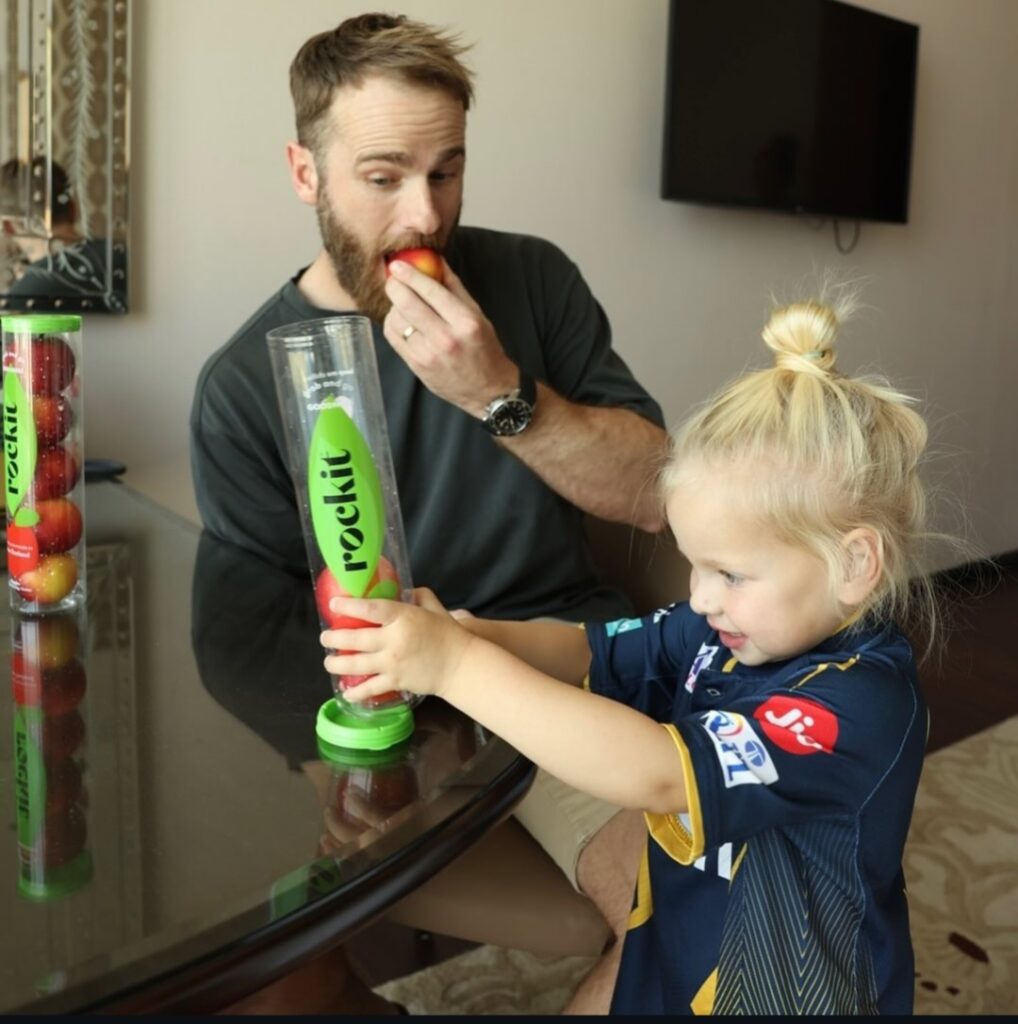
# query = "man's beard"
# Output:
<box><xmin>316</xmin><ymin>188</ymin><xmax>456</xmax><ymax>325</ymax></box>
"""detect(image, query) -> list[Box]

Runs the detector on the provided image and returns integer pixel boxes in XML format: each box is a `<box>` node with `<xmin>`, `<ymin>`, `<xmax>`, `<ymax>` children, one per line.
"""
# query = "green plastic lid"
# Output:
<box><xmin>315</xmin><ymin>698</ymin><xmax>414</xmax><ymax>752</ymax></box>
<box><xmin>1</xmin><ymin>314</ymin><xmax>81</xmax><ymax>334</ymax></box>
<box><xmin>18</xmin><ymin>850</ymin><xmax>94</xmax><ymax>902</ymax></box>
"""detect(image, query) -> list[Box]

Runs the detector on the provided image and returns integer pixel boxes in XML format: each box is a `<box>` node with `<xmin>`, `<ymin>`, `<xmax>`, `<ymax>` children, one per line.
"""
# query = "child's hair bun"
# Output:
<box><xmin>761</xmin><ymin>302</ymin><xmax>839</xmax><ymax>376</ymax></box>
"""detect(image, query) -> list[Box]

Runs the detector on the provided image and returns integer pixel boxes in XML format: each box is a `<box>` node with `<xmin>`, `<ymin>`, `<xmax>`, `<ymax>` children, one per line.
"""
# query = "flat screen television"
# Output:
<box><xmin>661</xmin><ymin>0</ymin><xmax>919</xmax><ymax>224</ymax></box>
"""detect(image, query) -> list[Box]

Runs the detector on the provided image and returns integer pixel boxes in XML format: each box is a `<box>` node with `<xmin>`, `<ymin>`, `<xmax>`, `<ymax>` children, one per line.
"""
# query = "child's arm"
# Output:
<box><xmin>449</xmin><ymin>608</ymin><xmax>592</xmax><ymax>684</ymax></box>
<box><xmin>322</xmin><ymin>592</ymin><xmax>688</xmax><ymax>815</ymax></box>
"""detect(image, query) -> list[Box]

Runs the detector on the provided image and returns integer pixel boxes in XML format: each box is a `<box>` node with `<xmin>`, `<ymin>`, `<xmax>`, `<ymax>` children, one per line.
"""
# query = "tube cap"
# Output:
<box><xmin>1</xmin><ymin>314</ymin><xmax>81</xmax><ymax>333</ymax></box>
<box><xmin>315</xmin><ymin>698</ymin><xmax>413</xmax><ymax>752</ymax></box>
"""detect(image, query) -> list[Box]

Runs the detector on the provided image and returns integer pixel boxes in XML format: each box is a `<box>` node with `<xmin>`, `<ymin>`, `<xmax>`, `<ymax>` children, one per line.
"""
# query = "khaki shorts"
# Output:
<box><xmin>513</xmin><ymin>767</ymin><xmax>622</xmax><ymax>891</ymax></box>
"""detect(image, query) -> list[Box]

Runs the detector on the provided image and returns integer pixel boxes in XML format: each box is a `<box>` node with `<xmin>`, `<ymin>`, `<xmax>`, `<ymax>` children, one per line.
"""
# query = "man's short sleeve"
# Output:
<box><xmin>190</xmin><ymin>339</ymin><xmax>307</xmax><ymax>573</ymax></box>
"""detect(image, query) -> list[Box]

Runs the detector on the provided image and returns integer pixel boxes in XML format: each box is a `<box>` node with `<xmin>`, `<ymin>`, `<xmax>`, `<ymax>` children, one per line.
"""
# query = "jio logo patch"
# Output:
<box><xmin>754</xmin><ymin>695</ymin><xmax>839</xmax><ymax>755</ymax></box>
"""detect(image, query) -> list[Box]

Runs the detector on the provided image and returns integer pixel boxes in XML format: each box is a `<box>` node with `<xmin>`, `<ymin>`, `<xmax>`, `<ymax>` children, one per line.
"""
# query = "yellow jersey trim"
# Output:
<box><xmin>730</xmin><ymin>841</ymin><xmax>747</xmax><ymax>882</ymax></box>
<box><xmin>627</xmin><ymin>842</ymin><xmax>653</xmax><ymax>930</ymax></box>
<box><xmin>690</xmin><ymin>967</ymin><xmax>718</xmax><ymax>1015</ymax></box>
<box><xmin>791</xmin><ymin>654</ymin><xmax>860</xmax><ymax>690</ymax></box>
<box><xmin>644</xmin><ymin>723</ymin><xmax>704</xmax><ymax>865</ymax></box>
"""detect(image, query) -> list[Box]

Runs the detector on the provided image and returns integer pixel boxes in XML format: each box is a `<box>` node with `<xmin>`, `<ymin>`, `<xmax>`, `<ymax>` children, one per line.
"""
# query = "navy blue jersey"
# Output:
<box><xmin>586</xmin><ymin>603</ymin><xmax>927</xmax><ymax>1015</ymax></box>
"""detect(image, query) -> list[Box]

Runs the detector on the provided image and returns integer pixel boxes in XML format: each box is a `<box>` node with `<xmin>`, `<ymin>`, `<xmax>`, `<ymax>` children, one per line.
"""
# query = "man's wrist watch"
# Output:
<box><xmin>481</xmin><ymin>369</ymin><xmax>536</xmax><ymax>437</ymax></box>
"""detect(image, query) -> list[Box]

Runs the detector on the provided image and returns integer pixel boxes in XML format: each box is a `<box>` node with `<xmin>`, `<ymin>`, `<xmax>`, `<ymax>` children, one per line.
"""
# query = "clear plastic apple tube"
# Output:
<box><xmin>267</xmin><ymin>315</ymin><xmax>418</xmax><ymax>718</ymax></box>
<box><xmin>2</xmin><ymin>314</ymin><xmax>86</xmax><ymax>614</ymax></box>
<box><xmin>10</xmin><ymin>605</ymin><xmax>94</xmax><ymax>901</ymax></box>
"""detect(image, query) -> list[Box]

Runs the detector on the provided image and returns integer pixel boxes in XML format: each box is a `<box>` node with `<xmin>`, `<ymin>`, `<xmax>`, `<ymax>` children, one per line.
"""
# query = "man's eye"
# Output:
<box><xmin>429</xmin><ymin>170</ymin><xmax>457</xmax><ymax>183</ymax></box>
<box><xmin>368</xmin><ymin>176</ymin><xmax>395</xmax><ymax>187</ymax></box>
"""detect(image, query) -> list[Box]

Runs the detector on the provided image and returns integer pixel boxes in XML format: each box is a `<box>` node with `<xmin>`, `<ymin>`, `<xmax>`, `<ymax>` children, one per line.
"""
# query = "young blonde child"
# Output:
<box><xmin>322</xmin><ymin>297</ymin><xmax>932</xmax><ymax>1015</ymax></box>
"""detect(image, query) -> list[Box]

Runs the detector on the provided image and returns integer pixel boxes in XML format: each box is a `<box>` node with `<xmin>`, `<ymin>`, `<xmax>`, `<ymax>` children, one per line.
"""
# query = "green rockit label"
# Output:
<box><xmin>3</xmin><ymin>370</ymin><xmax>37</xmax><ymax>522</ymax></box>
<box><xmin>269</xmin><ymin>857</ymin><xmax>346</xmax><ymax>921</ymax></box>
<box><xmin>307</xmin><ymin>401</ymin><xmax>385</xmax><ymax>597</ymax></box>
<box><xmin>13</xmin><ymin>708</ymin><xmax>47</xmax><ymax>851</ymax></box>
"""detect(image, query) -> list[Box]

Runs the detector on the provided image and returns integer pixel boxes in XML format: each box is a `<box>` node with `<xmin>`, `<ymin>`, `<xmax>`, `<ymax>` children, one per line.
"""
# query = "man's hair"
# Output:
<box><xmin>290</xmin><ymin>12</ymin><xmax>474</xmax><ymax>158</ymax></box>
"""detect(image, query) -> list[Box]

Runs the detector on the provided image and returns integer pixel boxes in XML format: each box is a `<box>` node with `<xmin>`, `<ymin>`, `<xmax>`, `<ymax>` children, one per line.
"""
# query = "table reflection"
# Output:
<box><xmin>190</xmin><ymin>531</ymin><xmax>485</xmax><ymax>878</ymax></box>
<box><xmin>0</xmin><ymin>485</ymin><xmax>529</xmax><ymax>1014</ymax></box>
<box><xmin>9</xmin><ymin>605</ymin><xmax>93</xmax><ymax>901</ymax></box>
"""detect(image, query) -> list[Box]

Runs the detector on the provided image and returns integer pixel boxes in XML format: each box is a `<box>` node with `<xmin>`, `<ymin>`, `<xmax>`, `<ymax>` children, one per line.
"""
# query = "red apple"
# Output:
<box><xmin>30</xmin><ymin>336</ymin><xmax>76</xmax><ymax>396</ymax></box>
<box><xmin>41</xmin><ymin>710</ymin><xmax>86</xmax><ymax>763</ymax></box>
<box><xmin>45</xmin><ymin>758</ymin><xmax>84</xmax><ymax>816</ymax></box>
<box><xmin>314</xmin><ymin>557</ymin><xmax>400</xmax><ymax>629</ymax></box>
<box><xmin>315</xmin><ymin>559</ymin><xmax>403</xmax><ymax>703</ymax></box>
<box><xmin>36</xmin><ymin>804</ymin><xmax>88</xmax><ymax>868</ymax></box>
<box><xmin>39</xmin><ymin>660</ymin><xmax>87</xmax><ymax>716</ymax></box>
<box><xmin>33</xmin><ymin>445</ymin><xmax>80</xmax><ymax>500</ymax></box>
<box><xmin>333</xmin><ymin>763</ymin><xmax>419</xmax><ymax>825</ymax></box>
<box><xmin>11</xmin><ymin>653</ymin><xmax>86</xmax><ymax>713</ymax></box>
<box><xmin>315</xmin><ymin>567</ymin><xmax>373</xmax><ymax>631</ymax></box>
<box><xmin>33</xmin><ymin>498</ymin><xmax>83</xmax><ymax>554</ymax></box>
<box><xmin>385</xmin><ymin>247</ymin><xmax>444</xmax><ymax>283</ymax></box>
<box><xmin>17</xmin><ymin>552</ymin><xmax>78</xmax><ymax>605</ymax></box>
<box><xmin>33</xmin><ymin>394</ymin><xmax>72</xmax><ymax>445</ymax></box>
<box><xmin>17</xmin><ymin>615</ymin><xmax>80</xmax><ymax>671</ymax></box>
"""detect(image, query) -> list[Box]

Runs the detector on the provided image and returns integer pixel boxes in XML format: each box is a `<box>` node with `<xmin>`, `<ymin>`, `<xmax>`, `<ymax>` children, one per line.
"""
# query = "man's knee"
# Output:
<box><xmin>575</xmin><ymin>808</ymin><xmax>645</xmax><ymax>937</ymax></box>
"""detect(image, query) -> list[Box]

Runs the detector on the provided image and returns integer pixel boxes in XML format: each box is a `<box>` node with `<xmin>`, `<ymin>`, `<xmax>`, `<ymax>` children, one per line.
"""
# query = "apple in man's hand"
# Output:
<box><xmin>384</xmin><ymin>247</ymin><xmax>444</xmax><ymax>283</ymax></box>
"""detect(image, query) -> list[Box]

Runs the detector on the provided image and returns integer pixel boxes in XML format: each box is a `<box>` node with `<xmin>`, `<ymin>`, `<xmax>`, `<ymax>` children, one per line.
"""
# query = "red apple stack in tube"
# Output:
<box><xmin>5</xmin><ymin>333</ymin><xmax>83</xmax><ymax>607</ymax></box>
<box><xmin>10</xmin><ymin>611</ymin><xmax>93</xmax><ymax>899</ymax></box>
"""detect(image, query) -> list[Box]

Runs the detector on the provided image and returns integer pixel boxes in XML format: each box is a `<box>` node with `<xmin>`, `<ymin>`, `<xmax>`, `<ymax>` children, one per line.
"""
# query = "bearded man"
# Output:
<box><xmin>189</xmin><ymin>12</ymin><xmax>668</xmax><ymax>1013</ymax></box>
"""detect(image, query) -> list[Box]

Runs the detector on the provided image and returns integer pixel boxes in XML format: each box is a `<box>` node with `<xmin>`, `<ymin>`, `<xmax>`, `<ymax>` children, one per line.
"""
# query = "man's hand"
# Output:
<box><xmin>383</xmin><ymin>255</ymin><xmax>669</xmax><ymax>532</ymax></box>
<box><xmin>382</xmin><ymin>258</ymin><xmax>518</xmax><ymax>417</ymax></box>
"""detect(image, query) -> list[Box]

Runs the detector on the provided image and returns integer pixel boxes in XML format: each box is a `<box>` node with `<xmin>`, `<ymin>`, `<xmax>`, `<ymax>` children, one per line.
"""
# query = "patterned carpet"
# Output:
<box><xmin>376</xmin><ymin>717</ymin><xmax>1018</xmax><ymax>1015</ymax></box>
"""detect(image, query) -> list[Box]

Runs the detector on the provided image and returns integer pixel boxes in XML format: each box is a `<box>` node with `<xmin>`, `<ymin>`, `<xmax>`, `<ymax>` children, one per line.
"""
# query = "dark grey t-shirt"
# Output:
<box><xmin>190</xmin><ymin>226</ymin><xmax>664</xmax><ymax>622</ymax></box>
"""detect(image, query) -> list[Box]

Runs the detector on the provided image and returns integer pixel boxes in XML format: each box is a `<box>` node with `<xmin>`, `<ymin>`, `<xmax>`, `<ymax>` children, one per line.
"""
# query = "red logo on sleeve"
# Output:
<box><xmin>753</xmin><ymin>695</ymin><xmax>839</xmax><ymax>755</ymax></box>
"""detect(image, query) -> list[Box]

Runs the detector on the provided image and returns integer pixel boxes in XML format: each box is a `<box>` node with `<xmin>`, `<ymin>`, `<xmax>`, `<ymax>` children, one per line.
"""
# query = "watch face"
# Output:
<box><xmin>487</xmin><ymin>397</ymin><xmax>532</xmax><ymax>436</ymax></box>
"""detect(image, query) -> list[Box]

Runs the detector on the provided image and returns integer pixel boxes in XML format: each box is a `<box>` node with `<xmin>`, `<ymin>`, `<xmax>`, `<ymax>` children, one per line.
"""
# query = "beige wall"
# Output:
<box><xmin>85</xmin><ymin>0</ymin><xmax>1018</xmax><ymax>566</ymax></box>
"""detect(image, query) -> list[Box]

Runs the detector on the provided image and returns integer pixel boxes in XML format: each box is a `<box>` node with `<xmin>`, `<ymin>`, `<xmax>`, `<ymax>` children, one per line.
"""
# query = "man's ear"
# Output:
<box><xmin>837</xmin><ymin>527</ymin><xmax>883</xmax><ymax>608</ymax></box>
<box><xmin>286</xmin><ymin>142</ymin><xmax>319</xmax><ymax>206</ymax></box>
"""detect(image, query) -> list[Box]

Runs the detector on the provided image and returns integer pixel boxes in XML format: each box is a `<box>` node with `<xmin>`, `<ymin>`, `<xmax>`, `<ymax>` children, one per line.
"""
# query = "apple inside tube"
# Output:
<box><xmin>316</xmin><ymin>556</ymin><xmax>404</xmax><ymax>709</ymax></box>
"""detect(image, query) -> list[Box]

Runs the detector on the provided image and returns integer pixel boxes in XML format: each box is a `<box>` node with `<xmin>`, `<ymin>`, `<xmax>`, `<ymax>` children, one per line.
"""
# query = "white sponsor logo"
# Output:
<box><xmin>685</xmin><ymin>641</ymin><xmax>719</xmax><ymax>693</ymax></box>
<box><xmin>652</xmin><ymin>603</ymin><xmax>678</xmax><ymax>624</ymax></box>
<box><xmin>693</xmin><ymin>842</ymin><xmax>734</xmax><ymax>880</ymax></box>
<box><xmin>700</xmin><ymin>710</ymin><xmax>779</xmax><ymax>787</ymax></box>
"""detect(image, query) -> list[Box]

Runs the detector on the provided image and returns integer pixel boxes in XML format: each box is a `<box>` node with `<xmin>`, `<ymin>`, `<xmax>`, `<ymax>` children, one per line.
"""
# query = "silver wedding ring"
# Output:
<box><xmin>402</xmin><ymin>325</ymin><xmax>417</xmax><ymax>340</ymax></box>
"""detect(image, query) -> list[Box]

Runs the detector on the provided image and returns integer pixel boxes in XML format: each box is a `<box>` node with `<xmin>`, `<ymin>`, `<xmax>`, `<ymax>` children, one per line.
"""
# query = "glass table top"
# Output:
<box><xmin>0</xmin><ymin>482</ymin><xmax>531</xmax><ymax>1013</ymax></box>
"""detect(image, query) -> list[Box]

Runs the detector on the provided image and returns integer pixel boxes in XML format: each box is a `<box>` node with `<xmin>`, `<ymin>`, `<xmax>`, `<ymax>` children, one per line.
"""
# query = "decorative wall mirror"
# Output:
<box><xmin>0</xmin><ymin>0</ymin><xmax>129</xmax><ymax>313</ymax></box>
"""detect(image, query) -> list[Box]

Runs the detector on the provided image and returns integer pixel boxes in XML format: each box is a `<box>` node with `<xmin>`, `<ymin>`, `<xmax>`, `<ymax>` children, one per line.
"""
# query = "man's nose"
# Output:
<box><xmin>399</xmin><ymin>179</ymin><xmax>441</xmax><ymax>237</ymax></box>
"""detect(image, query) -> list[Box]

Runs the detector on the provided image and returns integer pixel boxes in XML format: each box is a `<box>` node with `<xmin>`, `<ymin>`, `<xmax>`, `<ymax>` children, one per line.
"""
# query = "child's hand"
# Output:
<box><xmin>320</xmin><ymin>588</ymin><xmax>473</xmax><ymax>703</ymax></box>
